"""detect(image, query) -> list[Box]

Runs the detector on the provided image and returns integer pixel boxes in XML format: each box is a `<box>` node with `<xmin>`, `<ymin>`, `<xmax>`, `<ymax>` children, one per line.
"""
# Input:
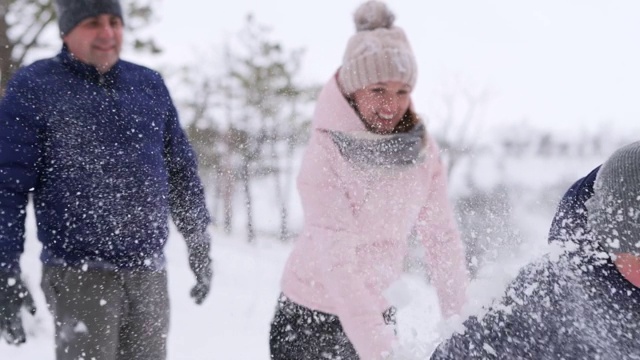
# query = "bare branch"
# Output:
<box><xmin>15</xmin><ymin>5</ymin><xmax>55</xmax><ymax>65</ymax></box>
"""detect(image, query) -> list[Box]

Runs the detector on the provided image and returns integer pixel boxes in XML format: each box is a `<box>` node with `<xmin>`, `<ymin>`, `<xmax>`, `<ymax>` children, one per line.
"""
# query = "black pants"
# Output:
<box><xmin>269</xmin><ymin>294</ymin><xmax>396</xmax><ymax>360</ymax></box>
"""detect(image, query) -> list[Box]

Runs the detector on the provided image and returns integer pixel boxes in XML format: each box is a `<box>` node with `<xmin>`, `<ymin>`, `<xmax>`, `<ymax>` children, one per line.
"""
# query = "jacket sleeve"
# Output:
<box><xmin>297</xmin><ymin>133</ymin><xmax>396</xmax><ymax>360</ymax></box>
<box><xmin>159</xmin><ymin>78</ymin><xmax>211</xmax><ymax>239</ymax></box>
<box><xmin>415</xmin><ymin>138</ymin><xmax>469</xmax><ymax>317</ymax></box>
<box><xmin>0</xmin><ymin>71</ymin><xmax>42</xmax><ymax>273</ymax></box>
<box><xmin>430</xmin><ymin>259</ymin><xmax>558</xmax><ymax>359</ymax></box>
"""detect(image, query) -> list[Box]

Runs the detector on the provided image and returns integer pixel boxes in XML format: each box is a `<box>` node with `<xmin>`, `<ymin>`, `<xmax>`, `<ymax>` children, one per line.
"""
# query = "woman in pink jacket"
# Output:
<box><xmin>269</xmin><ymin>1</ymin><xmax>469</xmax><ymax>359</ymax></box>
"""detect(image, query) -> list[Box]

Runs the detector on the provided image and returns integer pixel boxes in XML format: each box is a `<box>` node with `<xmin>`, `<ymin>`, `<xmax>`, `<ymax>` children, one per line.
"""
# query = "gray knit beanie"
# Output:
<box><xmin>55</xmin><ymin>0</ymin><xmax>123</xmax><ymax>35</ymax></box>
<box><xmin>338</xmin><ymin>1</ymin><xmax>418</xmax><ymax>95</ymax></box>
<box><xmin>586</xmin><ymin>141</ymin><xmax>640</xmax><ymax>255</ymax></box>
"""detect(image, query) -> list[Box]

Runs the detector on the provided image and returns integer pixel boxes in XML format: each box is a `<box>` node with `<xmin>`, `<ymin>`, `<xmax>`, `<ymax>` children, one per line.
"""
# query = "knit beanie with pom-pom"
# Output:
<box><xmin>338</xmin><ymin>0</ymin><xmax>418</xmax><ymax>95</ymax></box>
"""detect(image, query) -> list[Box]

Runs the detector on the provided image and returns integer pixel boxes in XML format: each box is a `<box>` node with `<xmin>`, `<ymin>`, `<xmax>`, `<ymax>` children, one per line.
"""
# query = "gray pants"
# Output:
<box><xmin>41</xmin><ymin>266</ymin><xmax>170</xmax><ymax>360</ymax></box>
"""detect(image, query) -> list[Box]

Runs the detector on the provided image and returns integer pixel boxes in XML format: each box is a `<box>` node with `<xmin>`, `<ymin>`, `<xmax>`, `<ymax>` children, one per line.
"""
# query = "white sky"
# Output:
<box><xmin>134</xmin><ymin>0</ymin><xmax>640</xmax><ymax>133</ymax></box>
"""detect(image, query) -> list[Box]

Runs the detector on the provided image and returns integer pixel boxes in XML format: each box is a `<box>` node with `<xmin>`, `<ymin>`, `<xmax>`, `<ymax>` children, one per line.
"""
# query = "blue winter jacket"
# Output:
<box><xmin>0</xmin><ymin>46</ymin><xmax>210</xmax><ymax>272</ymax></box>
<box><xmin>431</xmin><ymin>166</ymin><xmax>640</xmax><ymax>359</ymax></box>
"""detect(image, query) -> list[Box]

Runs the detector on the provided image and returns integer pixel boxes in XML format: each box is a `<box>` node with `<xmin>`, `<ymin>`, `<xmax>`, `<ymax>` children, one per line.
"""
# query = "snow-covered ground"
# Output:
<box><xmin>1</xmin><ymin>205</ymin><xmax>551</xmax><ymax>360</ymax></box>
<box><xmin>1</xmin><ymin>215</ymin><xmax>293</xmax><ymax>360</ymax></box>
<box><xmin>2</xmin><ymin>134</ymin><xmax>621</xmax><ymax>359</ymax></box>
<box><xmin>0</xmin><ymin>227</ymin><xmax>445</xmax><ymax>359</ymax></box>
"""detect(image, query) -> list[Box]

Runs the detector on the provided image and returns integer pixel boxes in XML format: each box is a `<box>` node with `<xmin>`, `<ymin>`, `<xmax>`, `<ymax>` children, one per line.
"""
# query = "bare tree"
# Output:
<box><xmin>405</xmin><ymin>80</ymin><xmax>492</xmax><ymax>276</ymax></box>
<box><xmin>427</xmin><ymin>79</ymin><xmax>490</xmax><ymax>178</ymax></box>
<box><xmin>219</xmin><ymin>16</ymin><xmax>317</xmax><ymax>242</ymax></box>
<box><xmin>176</xmin><ymin>15</ymin><xmax>317</xmax><ymax>243</ymax></box>
<box><xmin>0</xmin><ymin>0</ymin><xmax>160</xmax><ymax>94</ymax></box>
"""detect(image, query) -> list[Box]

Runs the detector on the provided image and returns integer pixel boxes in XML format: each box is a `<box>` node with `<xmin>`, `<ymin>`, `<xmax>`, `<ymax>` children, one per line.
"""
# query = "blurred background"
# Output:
<box><xmin>1</xmin><ymin>0</ymin><xmax>639</xmax><ymax>358</ymax></box>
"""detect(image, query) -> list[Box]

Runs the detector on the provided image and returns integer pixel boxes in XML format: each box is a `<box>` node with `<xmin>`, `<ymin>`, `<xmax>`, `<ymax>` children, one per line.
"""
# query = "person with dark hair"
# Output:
<box><xmin>430</xmin><ymin>141</ymin><xmax>640</xmax><ymax>359</ymax></box>
<box><xmin>0</xmin><ymin>1</ymin><xmax>213</xmax><ymax>359</ymax></box>
<box><xmin>269</xmin><ymin>1</ymin><xmax>469</xmax><ymax>359</ymax></box>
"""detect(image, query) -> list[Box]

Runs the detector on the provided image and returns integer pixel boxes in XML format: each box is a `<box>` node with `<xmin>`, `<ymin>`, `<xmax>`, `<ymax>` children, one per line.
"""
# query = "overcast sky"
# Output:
<box><xmin>134</xmin><ymin>0</ymin><xmax>640</xmax><ymax>133</ymax></box>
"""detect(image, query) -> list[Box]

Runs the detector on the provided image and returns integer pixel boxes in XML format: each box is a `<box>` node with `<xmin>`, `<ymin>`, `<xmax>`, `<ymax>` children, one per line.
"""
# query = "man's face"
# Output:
<box><xmin>63</xmin><ymin>14</ymin><xmax>123</xmax><ymax>73</ymax></box>
<box><xmin>613</xmin><ymin>253</ymin><xmax>640</xmax><ymax>287</ymax></box>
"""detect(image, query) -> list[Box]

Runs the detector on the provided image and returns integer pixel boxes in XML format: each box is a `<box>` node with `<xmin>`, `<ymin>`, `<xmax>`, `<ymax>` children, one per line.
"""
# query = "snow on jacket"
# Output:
<box><xmin>280</xmin><ymin>74</ymin><xmax>469</xmax><ymax>360</ymax></box>
<box><xmin>431</xmin><ymin>166</ymin><xmax>640</xmax><ymax>359</ymax></box>
<box><xmin>0</xmin><ymin>46</ymin><xmax>210</xmax><ymax>272</ymax></box>
<box><xmin>547</xmin><ymin>165</ymin><xmax>600</xmax><ymax>247</ymax></box>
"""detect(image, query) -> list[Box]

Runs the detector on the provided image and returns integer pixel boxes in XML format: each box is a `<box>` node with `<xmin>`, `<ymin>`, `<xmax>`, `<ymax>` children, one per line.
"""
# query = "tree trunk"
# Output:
<box><xmin>279</xmin><ymin>206</ymin><xmax>288</xmax><ymax>241</ymax></box>
<box><xmin>270</xmin><ymin>133</ymin><xmax>289</xmax><ymax>241</ymax></box>
<box><xmin>242</xmin><ymin>159</ymin><xmax>254</xmax><ymax>243</ymax></box>
<box><xmin>0</xmin><ymin>1</ymin><xmax>16</xmax><ymax>96</ymax></box>
<box><xmin>221</xmin><ymin>167</ymin><xmax>234</xmax><ymax>234</ymax></box>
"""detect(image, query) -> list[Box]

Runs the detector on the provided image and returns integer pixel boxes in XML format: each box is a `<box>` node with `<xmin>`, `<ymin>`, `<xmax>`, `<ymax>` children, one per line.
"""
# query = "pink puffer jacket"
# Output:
<box><xmin>280</xmin><ymin>74</ymin><xmax>469</xmax><ymax>360</ymax></box>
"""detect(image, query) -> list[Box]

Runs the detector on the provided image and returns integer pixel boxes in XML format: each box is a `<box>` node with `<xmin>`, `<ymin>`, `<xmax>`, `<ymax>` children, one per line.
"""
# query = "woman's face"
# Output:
<box><xmin>352</xmin><ymin>81</ymin><xmax>412</xmax><ymax>134</ymax></box>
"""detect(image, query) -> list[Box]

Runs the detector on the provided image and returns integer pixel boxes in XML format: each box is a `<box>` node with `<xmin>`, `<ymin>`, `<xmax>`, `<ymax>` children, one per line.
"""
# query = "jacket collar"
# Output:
<box><xmin>57</xmin><ymin>45</ymin><xmax>121</xmax><ymax>86</ymax></box>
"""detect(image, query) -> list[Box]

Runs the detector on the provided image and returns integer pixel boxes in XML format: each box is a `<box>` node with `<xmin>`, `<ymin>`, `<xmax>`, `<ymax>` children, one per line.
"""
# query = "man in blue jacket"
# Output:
<box><xmin>430</xmin><ymin>141</ymin><xmax>640</xmax><ymax>359</ymax></box>
<box><xmin>0</xmin><ymin>0</ymin><xmax>212</xmax><ymax>359</ymax></box>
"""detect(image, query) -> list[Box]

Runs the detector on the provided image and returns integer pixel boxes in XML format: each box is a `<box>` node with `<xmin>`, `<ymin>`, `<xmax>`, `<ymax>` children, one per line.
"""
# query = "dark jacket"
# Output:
<box><xmin>547</xmin><ymin>166</ymin><xmax>600</xmax><ymax>246</ymax></box>
<box><xmin>431</xmin><ymin>166</ymin><xmax>640</xmax><ymax>359</ymax></box>
<box><xmin>0</xmin><ymin>46</ymin><xmax>210</xmax><ymax>272</ymax></box>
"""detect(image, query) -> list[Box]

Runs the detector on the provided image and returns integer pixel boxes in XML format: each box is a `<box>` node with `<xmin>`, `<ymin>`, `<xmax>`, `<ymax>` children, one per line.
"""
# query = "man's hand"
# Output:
<box><xmin>186</xmin><ymin>232</ymin><xmax>213</xmax><ymax>305</ymax></box>
<box><xmin>0</xmin><ymin>272</ymin><xmax>36</xmax><ymax>345</ymax></box>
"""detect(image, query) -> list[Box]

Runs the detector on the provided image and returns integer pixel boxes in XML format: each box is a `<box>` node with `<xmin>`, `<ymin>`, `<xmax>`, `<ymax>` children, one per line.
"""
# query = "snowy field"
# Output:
<box><xmin>0</xmin><ymin>225</ymin><xmax>445</xmax><ymax>359</ymax></box>
<box><xmin>1</xmin><ymin>206</ymin><xmax>552</xmax><ymax>359</ymax></box>
<box><xmin>1</xmin><ymin>139</ymin><xmax>618</xmax><ymax>359</ymax></box>
<box><xmin>2</xmin><ymin>217</ymin><xmax>290</xmax><ymax>360</ymax></box>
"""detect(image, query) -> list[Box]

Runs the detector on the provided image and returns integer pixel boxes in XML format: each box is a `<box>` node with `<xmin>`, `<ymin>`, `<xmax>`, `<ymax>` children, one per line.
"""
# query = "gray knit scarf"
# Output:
<box><xmin>328</xmin><ymin>123</ymin><xmax>426</xmax><ymax>167</ymax></box>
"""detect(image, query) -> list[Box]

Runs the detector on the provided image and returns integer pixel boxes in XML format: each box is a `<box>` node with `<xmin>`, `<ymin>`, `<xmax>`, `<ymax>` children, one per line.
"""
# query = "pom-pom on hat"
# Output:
<box><xmin>55</xmin><ymin>0</ymin><xmax>123</xmax><ymax>35</ymax></box>
<box><xmin>338</xmin><ymin>1</ymin><xmax>417</xmax><ymax>95</ymax></box>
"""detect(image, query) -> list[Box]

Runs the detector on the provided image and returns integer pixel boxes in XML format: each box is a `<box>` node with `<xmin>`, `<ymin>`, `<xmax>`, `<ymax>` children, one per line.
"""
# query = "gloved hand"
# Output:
<box><xmin>0</xmin><ymin>271</ymin><xmax>36</xmax><ymax>345</ymax></box>
<box><xmin>186</xmin><ymin>231</ymin><xmax>213</xmax><ymax>305</ymax></box>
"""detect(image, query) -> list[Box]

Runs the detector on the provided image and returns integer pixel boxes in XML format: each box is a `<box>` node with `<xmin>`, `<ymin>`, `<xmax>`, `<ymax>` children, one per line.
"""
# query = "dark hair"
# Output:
<box><xmin>393</xmin><ymin>108</ymin><xmax>419</xmax><ymax>133</ymax></box>
<box><xmin>347</xmin><ymin>95</ymin><xmax>419</xmax><ymax>134</ymax></box>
